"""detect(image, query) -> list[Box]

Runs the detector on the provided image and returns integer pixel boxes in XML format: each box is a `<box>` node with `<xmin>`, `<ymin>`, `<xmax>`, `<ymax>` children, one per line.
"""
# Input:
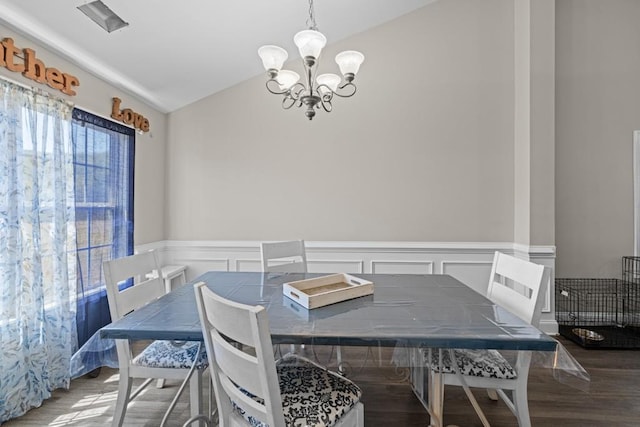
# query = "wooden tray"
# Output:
<box><xmin>283</xmin><ymin>273</ymin><xmax>374</xmax><ymax>309</ymax></box>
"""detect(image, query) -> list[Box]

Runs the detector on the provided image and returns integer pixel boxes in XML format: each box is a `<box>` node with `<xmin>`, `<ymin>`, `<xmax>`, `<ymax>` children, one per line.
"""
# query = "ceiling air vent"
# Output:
<box><xmin>77</xmin><ymin>0</ymin><xmax>129</xmax><ymax>33</ymax></box>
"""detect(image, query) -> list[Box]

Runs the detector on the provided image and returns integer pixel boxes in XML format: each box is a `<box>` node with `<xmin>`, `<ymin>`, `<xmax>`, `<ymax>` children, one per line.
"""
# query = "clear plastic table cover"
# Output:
<box><xmin>390</xmin><ymin>340</ymin><xmax>590</xmax><ymax>392</ymax></box>
<box><xmin>70</xmin><ymin>332</ymin><xmax>118</xmax><ymax>379</ymax></box>
<box><xmin>89</xmin><ymin>272</ymin><xmax>587</xmax><ymax>387</ymax></box>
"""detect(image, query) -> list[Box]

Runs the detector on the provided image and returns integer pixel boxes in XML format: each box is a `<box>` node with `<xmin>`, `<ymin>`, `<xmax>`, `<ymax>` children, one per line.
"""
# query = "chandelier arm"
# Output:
<box><xmin>265</xmin><ymin>78</ymin><xmax>289</xmax><ymax>95</ymax></box>
<box><xmin>319</xmin><ymin>95</ymin><xmax>333</xmax><ymax>113</ymax></box>
<box><xmin>282</xmin><ymin>95</ymin><xmax>297</xmax><ymax>110</ymax></box>
<box><xmin>316</xmin><ymin>84</ymin><xmax>334</xmax><ymax>100</ymax></box>
<box><xmin>289</xmin><ymin>83</ymin><xmax>305</xmax><ymax>101</ymax></box>
<box><xmin>317</xmin><ymin>84</ymin><xmax>335</xmax><ymax>112</ymax></box>
<box><xmin>332</xmin><ymin>82</ymin><xmax>357</xmax><ymax>98</ymax></box>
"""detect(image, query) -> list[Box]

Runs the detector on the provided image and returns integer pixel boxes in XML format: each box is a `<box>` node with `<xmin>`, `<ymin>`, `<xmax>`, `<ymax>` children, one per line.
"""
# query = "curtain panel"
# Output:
<box><xmin>70</xmin><ymin>108</ymin><xmax>134</xmax><ymax>378</ymax></box>
<box><xmin>0</xmin><ymin>79</ymin><xmax>78</xmax><ymax>422</ymax></box>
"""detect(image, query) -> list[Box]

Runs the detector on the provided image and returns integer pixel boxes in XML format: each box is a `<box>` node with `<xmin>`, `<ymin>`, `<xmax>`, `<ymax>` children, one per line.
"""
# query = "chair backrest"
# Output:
<box><xmin>103</xmin><ymin>250</ymin><xmax>166</xmax><ymax>322</ymax></box>
<box><xmin>487</xmin><ymin>251</ymin><xmax>550</xmax><ymax>328</ymax></box>
<box><xmin>103</xmin><ymin>251</ymin><xmax>166</xmax><ymax>367</ymax></box>
<box><xmin>194</xmin><ymin>282</ymin><xmax>285</xmax><ymax>426</ymax></box>
<box><xmin>260</xmin><ymin>240</ymin><xmax>308</xmax><ymax>273</ymax></box>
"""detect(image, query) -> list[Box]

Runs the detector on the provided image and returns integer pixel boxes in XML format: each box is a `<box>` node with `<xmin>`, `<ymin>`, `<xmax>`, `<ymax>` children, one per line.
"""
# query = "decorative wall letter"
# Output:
<box><xmin>1</xmin><ymin>37</ymin><xmax>80</xmax><ymax>96</ymax></box>
<box><xmin>111</xmin><ymin>97</ymin><xmax>150</xmax><ymax>133</ymax></box>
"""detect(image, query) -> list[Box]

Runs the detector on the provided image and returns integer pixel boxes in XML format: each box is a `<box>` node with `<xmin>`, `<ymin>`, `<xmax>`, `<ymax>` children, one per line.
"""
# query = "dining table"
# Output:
<box><xmin>100</xmin><ymin>271</ymin><xmax>558</xmax><ymax>427</ymax></box>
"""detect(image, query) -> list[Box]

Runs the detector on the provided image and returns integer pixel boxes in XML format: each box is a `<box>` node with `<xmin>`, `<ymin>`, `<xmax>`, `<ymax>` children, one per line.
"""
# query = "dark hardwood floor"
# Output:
<box><xmin>4</xmin><ymin>337</ymin><xmax>640</xmax><ymax>426</ymax></box>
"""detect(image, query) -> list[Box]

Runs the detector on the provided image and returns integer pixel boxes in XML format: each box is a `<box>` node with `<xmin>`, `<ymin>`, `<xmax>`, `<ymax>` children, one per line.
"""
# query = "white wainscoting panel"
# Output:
<box><xmin>309</xmin><ymin>260</ymin><xmax>364</xmax><ymax>274</ymax></box>
<box><xmin>170</xmin><ymin>257</ymin><xmax>229</xmax><ymax>280</ymax></box>
<box><xmin>236</xmin><ymin>259</ymin><xmax>262</xmax><ymax>272</ymax></box>
<box><xmin>371</xmin><ymin>260</ymin><xmax>434</xmax><ymax>275</ymax></box>
<box><xmin>441</xmin><ymin>261</ymin><xmax>494</xmax><ymax>296</ymax></box>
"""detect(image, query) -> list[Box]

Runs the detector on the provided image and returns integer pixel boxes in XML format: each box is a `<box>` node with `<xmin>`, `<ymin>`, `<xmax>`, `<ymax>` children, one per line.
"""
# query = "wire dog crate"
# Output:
<box><xmin>555</xmin><ymin>278</ymin><xmax>640</xmax><ymax>348</ymax></box>
<box><xmin>623</xmin><ymin>256</ymin><xmax>640</xmax><ymax>284</ymax></box>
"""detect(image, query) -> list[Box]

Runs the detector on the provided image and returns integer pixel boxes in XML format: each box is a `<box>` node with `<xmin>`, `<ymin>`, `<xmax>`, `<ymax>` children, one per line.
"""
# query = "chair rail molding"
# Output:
<box><xmin>135</xmin><ymin>240</ymin><xmax>558</xmax><ymax>334</ymax></box>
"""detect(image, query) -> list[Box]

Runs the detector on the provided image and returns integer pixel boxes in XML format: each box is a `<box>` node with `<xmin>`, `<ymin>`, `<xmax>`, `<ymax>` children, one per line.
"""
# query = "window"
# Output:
<box><xmin>71</xmin><ymin>109</ymin><xmax>134</xmax><ymax>346</ymax></box>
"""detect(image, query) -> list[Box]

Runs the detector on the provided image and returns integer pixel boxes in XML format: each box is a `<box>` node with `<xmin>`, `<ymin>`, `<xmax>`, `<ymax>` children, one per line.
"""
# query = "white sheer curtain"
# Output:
<box><xmin>0</xmin><ymin>79</ymin><xmax>78</xmax><ymax>422</ymax></box>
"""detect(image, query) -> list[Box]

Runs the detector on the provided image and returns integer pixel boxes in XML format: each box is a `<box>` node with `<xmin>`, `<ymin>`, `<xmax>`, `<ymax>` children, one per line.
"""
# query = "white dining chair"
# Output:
<box><xmin>103</xmin><ymin>251</ymin><xmax>208</xmax><ymax>427</ymax></box>
<box><xmin>260</xmin><ymin>240</ymin><xmax>346</xmax><ymax>370</ymax></box>
<box><xmin>193</xmin><ymin>281</ymin><xmax>364</xmax><ymax>427</ymax></box>
<box><xmin>425</xmin><ymin>251</ymin><xmax>550</xmax><ymax>427</ymax></box>
<box><xmin>260</xmin><ymin>239</ymin><xmax>308</xmax><ymax>273</ymax></box>
<box><xmin>261</xmin><ymin>240</ymin><xmax>308</xmax><ymax>356</ymax></box>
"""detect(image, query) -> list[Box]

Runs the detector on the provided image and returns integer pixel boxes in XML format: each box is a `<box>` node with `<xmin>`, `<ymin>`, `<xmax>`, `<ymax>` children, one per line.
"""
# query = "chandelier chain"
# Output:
<box><xmin>306</xmin><ymin>0</ymin><xmax>318</xmax><ymax>30</ymax></box>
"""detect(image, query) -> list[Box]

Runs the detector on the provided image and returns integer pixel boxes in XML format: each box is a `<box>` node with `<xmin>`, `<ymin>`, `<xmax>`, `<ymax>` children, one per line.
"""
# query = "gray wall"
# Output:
<box><xmin>0</xmin><ymin>24</ymin><xmax>167</xmax><ymax>245</ymax></box>
<box><xmin>166</xmin><ymin>0</ymin><xmax>518</xmax><ymax>242</ymax></box>
<box><xmin>555</xmin><ymin>0</ymin><xmax>640</xmax><ymax>277</ymax></box>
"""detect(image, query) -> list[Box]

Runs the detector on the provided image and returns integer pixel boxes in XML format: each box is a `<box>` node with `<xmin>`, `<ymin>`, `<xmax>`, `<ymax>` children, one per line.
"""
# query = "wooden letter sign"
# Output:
<box><xmin>1</xmin><ymin>37</ymin><xmax>79</xmax><ymax>96</ymax></box>
<box><xmin>111</xmin><ymin>97</ymin><xmax>150</xmax><ymax>133</ymax></box>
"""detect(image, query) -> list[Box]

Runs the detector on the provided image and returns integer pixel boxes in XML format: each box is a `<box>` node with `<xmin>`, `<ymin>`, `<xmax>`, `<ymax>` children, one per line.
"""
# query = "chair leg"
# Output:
<box><xmin>487</xmin><ymin>388</ymin><xmax>499</xmax><ymax>401</ymax></box>
<box><xmin>337</xmin><ymin>346</ymin><xmax>345</xmax><ymax>375</ymax></box>
<box><xmin>208</xmin><ymin>375</ymin><xmax>217</xmax><ymax>424</ymax></box>
<box><xmin>189</xmin><ymin>368</ymin><xmax>204</xmax><ymax>426</ymax></box>
<box><xmin>112</xmin><ymin>373</ymin><xmax>133</xmax><ymax>427</ymax></box>
<box><xmin>513</xmin><ymin>384</ymin><xmax>532</xmax><ymax>427</ymax></box>
<box><xmin>428</xmin><ymin>368</ymin><xmax>445</xmax><ymax>427</ymax></box>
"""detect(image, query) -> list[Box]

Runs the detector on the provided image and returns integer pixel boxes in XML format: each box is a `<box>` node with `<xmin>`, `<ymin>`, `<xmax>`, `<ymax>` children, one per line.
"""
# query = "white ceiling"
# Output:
<box><xmin>0</xmin><ymin>0</ymin><xmax>435</xmax><ymax>113</ymax></box>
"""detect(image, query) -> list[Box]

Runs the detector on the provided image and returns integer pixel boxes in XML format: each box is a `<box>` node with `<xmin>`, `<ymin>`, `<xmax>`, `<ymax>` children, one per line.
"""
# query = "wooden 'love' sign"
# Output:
<box><xmin>111</xmin><ymin>97</ymin><xmax>150</xmax><ymax>133</ymax></box>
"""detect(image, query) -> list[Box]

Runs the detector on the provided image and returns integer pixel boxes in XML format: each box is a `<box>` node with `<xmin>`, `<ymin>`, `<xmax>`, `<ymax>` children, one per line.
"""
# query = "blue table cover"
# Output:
<box><xmin>100</xmin><ymin>272</ymin><xmax>557</xmax><ymax>352</ymax></box>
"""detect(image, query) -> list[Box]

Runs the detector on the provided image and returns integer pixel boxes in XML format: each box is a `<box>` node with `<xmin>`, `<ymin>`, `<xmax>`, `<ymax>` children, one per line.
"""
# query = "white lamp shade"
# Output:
<box><xmin>316</xmin><ymin>73</ymin><xmax>341</xmax><ymax>93</ymax></box>
<box><xmin>258</xmin><ymin>45</ymin><xmax>288</xmax><ymax>71</ymax></box>
<box><xmin>293</xmin><ymin>30</ymin><xmax>327</xmax><ymax>59</ymax></box>
<box><xmin>276</xmin><ymin>70</ymin><xmax>300</xmax><ymax>90</ymax></box>
<box><xmin>335</xmin><ymin>50</ymin><xmax>364</xmax><ymax>76</ymax></box>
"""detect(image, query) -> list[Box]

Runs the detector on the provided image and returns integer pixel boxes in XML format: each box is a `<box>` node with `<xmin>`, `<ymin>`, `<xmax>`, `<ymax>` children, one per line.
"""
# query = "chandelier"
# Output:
<box><xmin>257</xmin><ymin>0</ymin><xmax>364</xmax><ymax>120</ymax></box>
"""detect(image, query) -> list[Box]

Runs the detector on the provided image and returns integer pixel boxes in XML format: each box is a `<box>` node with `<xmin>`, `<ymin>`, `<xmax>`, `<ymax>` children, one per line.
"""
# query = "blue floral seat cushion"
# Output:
<box><xmin>234</xmin><ymin>355</ymin><xmax>362</xmax><ymax>427</ymax></box>
<box><xmin>423</xmin><ymin>348</ymin><xmax>517</xmax><ymax>379</ymax></box>
<box><xmin>132</xmin><ymin>340</ymin><xmax>208</xmax><ymax>369</ymax></box>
